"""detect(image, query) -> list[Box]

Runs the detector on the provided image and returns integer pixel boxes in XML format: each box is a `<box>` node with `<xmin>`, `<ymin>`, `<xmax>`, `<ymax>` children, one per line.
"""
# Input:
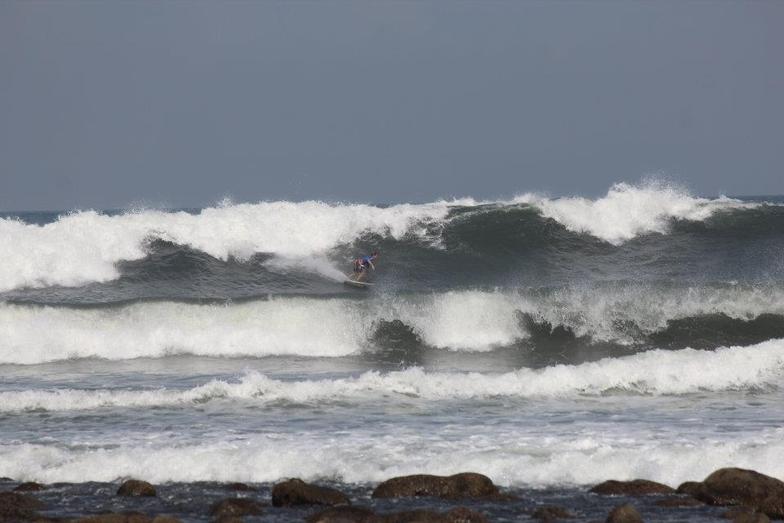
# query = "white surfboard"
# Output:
<box><xmin>344</xmin><ymin>273</ymin><xmax>373</xmax><ymax>288</ymax></box>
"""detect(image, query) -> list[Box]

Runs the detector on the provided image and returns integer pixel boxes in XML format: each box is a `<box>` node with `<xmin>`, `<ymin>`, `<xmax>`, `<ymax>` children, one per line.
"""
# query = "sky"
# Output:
<box><xmin>1</xmin><ymin>0</ymin><xmax>782</xmax><ymax>211</ymax></box>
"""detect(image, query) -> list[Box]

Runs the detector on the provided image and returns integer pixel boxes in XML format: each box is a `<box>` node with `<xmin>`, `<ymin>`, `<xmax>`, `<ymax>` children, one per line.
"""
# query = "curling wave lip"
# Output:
<box><xmin>0</xmin><ymin>181</ymin><xmax>766</xmax><ymax>293</ymax></box>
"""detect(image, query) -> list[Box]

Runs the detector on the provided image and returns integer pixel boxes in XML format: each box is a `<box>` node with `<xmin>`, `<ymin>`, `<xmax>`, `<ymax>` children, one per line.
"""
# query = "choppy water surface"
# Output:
<box><xmin>1</xmin><ymin>182</ymin><xmax>784</xmax><ymax>520</ymax></box>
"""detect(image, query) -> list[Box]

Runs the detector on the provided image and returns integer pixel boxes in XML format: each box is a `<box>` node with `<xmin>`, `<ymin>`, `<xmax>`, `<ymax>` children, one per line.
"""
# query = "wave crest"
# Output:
<box><xmin>515</xmin><ymin>181</ymin><xmax>753</xmax><ymax>245</ymax></box>
<box><xmin>1</xmin><ymin>182</ymin><xmax>771</xmax><ymax>293</ymax></box>
<box><xmin>2</xmin><ymin>285</ymin><xmax>784</xmax><ymax>364</ymax></box>
<box><xmin>0</xmin><ymin>201</ymin><xmax>451</xmax><ymax>292</ymax></box>
<box><xmin>2</xmin><ymin>339</ymin><xmax>783</xmax><ymax>412</ymax></box>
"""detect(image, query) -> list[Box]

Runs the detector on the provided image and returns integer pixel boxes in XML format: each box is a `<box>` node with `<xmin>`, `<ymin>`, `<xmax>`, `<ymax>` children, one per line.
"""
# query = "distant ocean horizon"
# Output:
<box><xmin>2</xmin><ymin>180</ymin><xmax>784</xmax><ymax>520</ymax></box>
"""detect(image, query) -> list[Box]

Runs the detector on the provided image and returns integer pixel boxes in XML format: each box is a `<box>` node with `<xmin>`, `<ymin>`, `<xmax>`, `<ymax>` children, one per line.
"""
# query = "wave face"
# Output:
<box><xmin>2</xmin><ymin>285</ymin><xmax>784</xmax><ymax>365</ymax></box>
<box><xmin>2</xmin><ymin>182</ymin><xmax>783</xmax><ymax>301</ymax></box>
<box><xmin>3</xmin><ymin>182</ymin><xmax>784</xmax><ymax>490</ymax></box>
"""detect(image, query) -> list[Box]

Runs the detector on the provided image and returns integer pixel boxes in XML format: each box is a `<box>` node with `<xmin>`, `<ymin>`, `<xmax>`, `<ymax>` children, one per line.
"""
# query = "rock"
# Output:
<box><xmin>306</xmin><ymin>506</ymin><xmax>376</xmax><ymax>523</ymax></box>
<box><xmin>723</xmin><ymin>507</ymin><xmax>771</xmax><ymax>523</ymax></box>
<box><xmin>72</xmin><ymin>513</ymin><xmax>151</xmax><ymax>523</ymax></box>
<box><xmin>151</xmin><ymin>517</ymin><xmax>182</xmax><ymax>523</ymax></box>
<box><xmin>0</xmin><ymin>491</ymin><xmax>44</xmax><ymax>521</ymax></box>
<box><xmin>117</xmin><ymin>480</ymin><xmax>156</xmax><ymax>497</ymax></box>
<box><xmin>703</xmin><ymin>468</ymin><xmax>783</xmax><ymax>504</ymax></box>
<box><xmin>654</xmin><ymin>497</ymin><xmax>704</xmax><ymax>507</ymax></box>
<box><xmin>13</xmin><ymin>482</ymin><xmax>46</xmax><ymax>492</ymax></box>
<box><xmin>375</xmin><ymin>508</ymin><xmax>487</xmax><ymax>523</ymax></box>
<box><xmin>605</xmin><ymin>504</ymin><xmax>642</xmax><ymax>523</ymax></box>
<box><xmin>306</xmin><ymin>506</ymin><xmax>488</xmax><ymax>523</ymax></box>
<box><xmin>444</xmin><ymin>508</ymin><xmax>489</xmax><ymax>523</ymax></box>
<box><xmin>531</xmin><ymin>505</ymin><xmax>574</xmax><ymax>520</ymax></box>
<box><xmin>676</xmin><ymin>481</ymin><xmax>710</xmax><ymax>500</ymax></box>
<box><xmin>372</xmin><ymin>473</ymin><xmax>499</xmax><ymax>499</ymax></box>
<box><xmin>225</xmin><ymin>483</ymin><xmax>254</xmax><ymax>492</ymax></box>
<box><xmin>307</xmin><ymin>507</ymin><xmax>487</xmax><ymax>523</ymax></box>
<box><xmin>701</xmin><ymin>468</ymin><xmax>784</xmax><ymax>518</ymax></box>
<box><xmin>213</xmin><ymin>518</ymin><xmax>243</xmax><ymax>523</ymax></box>
<box><xmin>378</xmin><ymin>510</ymin><xmax>448</xmax><ymax>523</ymax></box>
<box><xmin>736</xmin><ymin>515</ymin><xmax>771</xmax><ymax>523</ymax></box>
<box><xmin>210</xmin><ymin>498</ymin><xmax>264</xmax><ymax>519</ymax></box>
<box><xmin>272</xmin><ymin>478</ymin><xmax>349</xmax><ymax>507</ymax></box>
<box><xmin>590</xmin><ymin>479</ymin><xmax>674</xmax><ymax>496</ymax></box>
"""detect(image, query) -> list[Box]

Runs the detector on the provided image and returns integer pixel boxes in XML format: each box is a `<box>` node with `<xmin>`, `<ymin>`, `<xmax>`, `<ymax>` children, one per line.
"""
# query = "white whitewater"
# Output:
<box><xmin>2</xmin><ymin>285</ymin><xmax>784</xmax><ymax>364</ymax></box>
<box><xmin>0</xmin><ymin>182</ymin><xmax>762</xmax><ymax>292</ymax></box>
<box><xmin>1</xmin><ymin>339</ymin><xmax>783</xmax><ymax>412</ymax></box>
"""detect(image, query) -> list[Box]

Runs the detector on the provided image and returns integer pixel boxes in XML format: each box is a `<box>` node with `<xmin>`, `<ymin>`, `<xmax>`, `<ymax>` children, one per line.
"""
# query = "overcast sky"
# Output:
<box><xmin>1</xmin><ymin>0</ymin><xmax>782</xmax><ymax>210</ymax></box>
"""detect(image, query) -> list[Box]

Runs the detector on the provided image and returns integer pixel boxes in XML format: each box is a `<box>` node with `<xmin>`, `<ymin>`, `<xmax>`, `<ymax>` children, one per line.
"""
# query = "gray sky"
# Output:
<box><xmin>1</xmin><ymin>0</ymin><xmax>782</xmax><ymax>210</ymax></box>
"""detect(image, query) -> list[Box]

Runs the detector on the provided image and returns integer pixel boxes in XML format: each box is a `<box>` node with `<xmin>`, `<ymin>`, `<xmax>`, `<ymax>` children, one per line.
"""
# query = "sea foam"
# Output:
<box><xmin>0</xmin><ymin>183</ymin><xmax>762</xmax><ymax>292</ymax></box>
<box><xmin>0</xmin><ymin>299</ymin><xmax>368</xmax><ymax>365</ymax></box>
<box><xmin>2</xmin><ymin>339</ymin><xmax>782</xmax><ymax>411</ymax></box>
<box><xmin>0</xmin><ymin>200</ymin><xmax>451</xmax><ymax>293</ymax></box>
<box><xmin>1</xmin><ymin>424</ymin><xmax>782</xmax><ymax>486</ymax></box>
<box><xmin>515</xmin><ymin>181</ymin><xmax>753</xmax><ymax>245</ymax></box>
<box><xmin>2</xmin><ymin>285</ymin><xmax>784</xmax><ymax>364</ymax></box>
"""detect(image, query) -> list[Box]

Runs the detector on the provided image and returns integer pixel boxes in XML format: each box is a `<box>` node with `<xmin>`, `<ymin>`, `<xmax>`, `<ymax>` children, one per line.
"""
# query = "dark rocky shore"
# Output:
<box><xmin>1</xmin><ymin>467</ymin><xmax>782</xmax><ymax>522</ymax></box>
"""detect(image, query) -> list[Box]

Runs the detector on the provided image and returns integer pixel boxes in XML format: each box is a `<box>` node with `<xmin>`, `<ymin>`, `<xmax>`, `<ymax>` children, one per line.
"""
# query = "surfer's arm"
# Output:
<box><xmin>368</xmin><ymin>261</ymin><xmax>375</xmax><ymax>270</ymax></box>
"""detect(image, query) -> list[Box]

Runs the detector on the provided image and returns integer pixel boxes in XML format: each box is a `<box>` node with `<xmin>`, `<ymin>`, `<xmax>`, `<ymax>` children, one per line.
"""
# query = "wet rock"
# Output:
<box><xmin>272</xmin><ymin>478</ymin><xmax>349</xmax><ymax>507</ymax></box>
<box><xmin>723</xmin><ymin>507</ymin><xmax>771</xmax><ymax>523</ymax></box>
<box><xmin>306</xmin><ymin>506</ymin><xmax>486</xmax><ymax>523</ymax></box>
<box><xmin>676</xmin><ymin>481</ymin><xmax>710</xmax><ymax>499</ymax></box>
<box><xmin>117</xmin><ymin>480</ymin><xmax>156</xmax><ymax>497</ymax></box>
<box><xmin>703</xmin><ymin>468</ymin><xmax>783</xmax><ymax>504</ymax></box>
<box><xmin>531</xmin><ymin>505</ymin><xmax>574</xmax><ymax>520</ymax></box>
<box><xmin>210</xmin><ymin>498</ymin><xmax>264</xmax><ymax>519</ymax></box>
<box><xmin>443</xmin><ymin>507</ymin><xmax>489</xmax><ymax>523</ymax></box>
<box><xmin>678</xmin><ymin>468</ymin><xmax>784</xmax><ymax>519</ymax></box>
<box><xmin>307</xmin><ymin>506</ymin><xmax>376</xmax><ymax>523</ymax></box>
<box><xmin>605</xmin><ymin>503</ymin><xmax>642</xmax><ymax>523</ymax></box>
<box><xmin>701</xmin><ymin>468</ymin><xmax>784</xmax><ymax>518</ymax></box>
<box><xmin>378</xmin><ymin>510</ymin><xmax>447</xmax><ymax>523</ymax></box>
<box><xmin>0</xmin><ymin>491</ymin><xmax>44</xmax><ymax>521</ymax></box>
<box><xmin>13</xmin><ymin>482</ymin><xmax>46</xmax><ymax>492</ymax></box>
<box><xmin>372</xmin><ymin>473</ymin><xmax>499</xmax><ymax>499</ymax></box>
<box><xmin>150</xmin><ymin>517</ymin><xmax>182</xmax><ymax>523</ymax></box>
<box><xmin>225</xmin><ymin>483</ymin><xmax>254</xmax><ymax>492</ymax></box>
<box><xmin>590</xmin><ymin>479</ymin><xmax>674</xmax><ymax>496</ymax></box>
<box><xmin>654</xmin><ymin>497</ymin><xmax>704</xmax><ymax>507</ymax></box>
<box><xmin>73</xmin><ymin>513</ymin><xmax>151</xmax><ymax>523</ymax></box>
<box><xmin>735</xmin><ymin>515</ymin><xmax>771</xmax><ymax>523</ymax></box>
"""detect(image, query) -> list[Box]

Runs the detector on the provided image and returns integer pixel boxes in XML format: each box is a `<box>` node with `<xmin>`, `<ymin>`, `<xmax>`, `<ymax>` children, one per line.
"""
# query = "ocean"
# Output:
<box><xmin>1</xmin><ymin>181</ymin><xmax>783</xmax><ymax>521</ymax></box>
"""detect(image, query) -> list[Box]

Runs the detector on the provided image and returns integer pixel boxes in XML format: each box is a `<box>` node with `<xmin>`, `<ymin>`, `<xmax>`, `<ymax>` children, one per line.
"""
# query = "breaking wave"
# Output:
<box><xmin>0</xmin><ymin>200</ymin><xmax>451</xmax><ymax>293</ymax></box>
<box><xmin>2</xmin><ymin>284</ymin><xmax>784</xmax><ymax>365</ymax></box>
<box><xmin>2</xmin><ymin>429</ymin><xmax>783</xmax><ymax>486</ymax></box>
<box><xmin>2</xmin><ymin>339</ymin><xmax>783</xmax><ymax>412</ymax></box>
<box><xmin>513</xmin><ymin>181</ymin><xmax>755</xmax><ymax>244</ymax></box>
<box><xmin>1</xmin><ymin>182</ymin><xmax>777</xmax><ymax>295</ymax></box>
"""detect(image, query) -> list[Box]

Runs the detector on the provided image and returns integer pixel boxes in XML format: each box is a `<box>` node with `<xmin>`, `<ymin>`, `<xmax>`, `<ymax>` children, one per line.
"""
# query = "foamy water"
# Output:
<box><xmin>2</xmin><ymin>364</ymin><xmax>783</xmax><ymax>486</ymax></box>
<box><xmin>2</xmin><ymin>183</ymin><xmax>783</xmax><ymax>495</ymax></box>
<box><xmin>2</xmin><ymin>340</ymin><xmax>783</xmax><ymax>412</ymax></box>
<box><xmin>514</xmin><ymin>181</ymin><xmax>754</xmax><ymax>245</ymax></box>
<box><xmin>3</xmin><ymin>285</ymin><xmax>784</xmax><ymax>364</ymax></box>
<box><xmin>0</xmin><ymin>200</ymin><xmax>451</xmax><ymax>292</ymax></box>
<box><xmin>0</xmin><ymin>182</ymin><xmax>765</xmax><ymax>292</ymax></box>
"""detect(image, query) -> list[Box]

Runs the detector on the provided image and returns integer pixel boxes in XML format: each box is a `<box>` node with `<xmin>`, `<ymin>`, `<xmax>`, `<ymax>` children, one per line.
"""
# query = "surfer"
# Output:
<box><xmin>352</xmin><ymin>251</ymin><xmax>379</xmax><ymax>280</ymax></box>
